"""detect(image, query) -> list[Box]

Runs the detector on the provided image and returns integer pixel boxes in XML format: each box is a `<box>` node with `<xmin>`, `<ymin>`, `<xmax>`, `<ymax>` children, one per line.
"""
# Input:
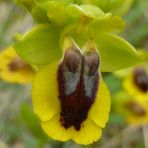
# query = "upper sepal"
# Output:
<box><xmin>13</xmin><ymin>24</ymin><xmax>62</xmax><ymax>66</ymax></box>
<box><xmin>96</xmin><ymin>33</ymin><xmax>142</xmax><ymax>72</ymax></box>
<box><xmin>77</xmin><ymin>0</ymin><xmax>134</xmax><ymax>16</ymax></box>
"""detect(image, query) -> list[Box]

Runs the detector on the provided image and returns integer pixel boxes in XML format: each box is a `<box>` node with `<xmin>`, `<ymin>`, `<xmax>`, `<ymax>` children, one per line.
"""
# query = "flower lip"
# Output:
<box><xmin>57</xmin><ymin>40</ymin><xmax>100</xmax><ymax>131</ymax></box>
<box><xmin>133</xmin><ymin>67</ymin><xmax>148</xmax><ymax>93</ymax></box>
<box><xmin>32</xmin><ymin>45</ymin><xmax>111</xmax><ymax>144</ymax></box>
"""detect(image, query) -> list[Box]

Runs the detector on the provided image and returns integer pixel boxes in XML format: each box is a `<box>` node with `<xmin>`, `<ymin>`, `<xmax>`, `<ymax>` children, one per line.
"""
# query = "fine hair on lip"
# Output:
<box><xmin>57</xmin><ymin>45</ymin><xmax>100</xmax><ymax>131</ymax></box>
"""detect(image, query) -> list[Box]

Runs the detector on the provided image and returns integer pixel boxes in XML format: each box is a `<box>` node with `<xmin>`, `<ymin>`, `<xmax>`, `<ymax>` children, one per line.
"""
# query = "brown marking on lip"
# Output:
<box><xmin>84</xmin><ymin>49</ymin><xmax>100</xmax><ymax>76</ymax></box>
<box><xmin>57</xmin><ymin>46</ymin><xmax>100</xmax><ymax>131</ymax></box>
<box><xmin>63</xmin><ymin>46</ymin><xmax>82</xmax><ymax>73</ymax></box>
<box><xmin>8</xmin><ymin>57</ymin><xmax>32</xmax><ymax>71</ymax></box>
<box><xmin>133</xmin><ymin>68</ymin><xmax>148</xmax><ymax>93</ymax></box>
<box><xmin>125</xmin><ymin>101</ymin><xmax>146</xmax><ymax>117</ymax></box>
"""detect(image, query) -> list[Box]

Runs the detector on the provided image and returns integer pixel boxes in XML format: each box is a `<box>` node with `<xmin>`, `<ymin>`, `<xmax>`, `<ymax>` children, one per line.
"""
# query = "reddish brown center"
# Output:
<box><xmin>8</xmin><ymin>57</ymin><xmax>32</xmax><ymax>71</ymax></box>
<box><xmin>133</xmin><ymin>68</ymin><xmax>148</xmax><ymax>93</ymax></box>
<box><xmin>57</xmin><ymin>46</ymin><xmax>100</xmax><ymax>131</ymax></box>
<box><xmin>125</xmin><ymin>101</ymin><xmax>146</xmax><ymax>117</ymax></box>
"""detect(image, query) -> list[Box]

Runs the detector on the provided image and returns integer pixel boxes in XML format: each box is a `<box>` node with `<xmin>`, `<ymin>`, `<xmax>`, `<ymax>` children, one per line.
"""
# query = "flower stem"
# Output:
<box><xmin>143</xmin><ymin>125</ymin><xmax>148</xmax><ymax>148</ymax></box>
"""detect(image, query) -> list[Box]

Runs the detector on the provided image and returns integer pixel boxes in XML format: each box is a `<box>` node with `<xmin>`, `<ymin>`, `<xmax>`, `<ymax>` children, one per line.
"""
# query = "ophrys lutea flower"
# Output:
<box><xmin>123</xmin><ymin>67</ymin><xmax>148</xmax><ymax>98</ymax></box>
<box><xmin>32</xmin><ymin>37</ymin><xmax>110</xmax><ymax>144</ymax></box>
<box><xmin>123</xmin><ymin>67</ymin><xmax>148</xmax><ymax>124</ymax></box>
<box><xmin>0</xmin><ymin>47</ymin><xmax>36</xmax><ymax>84</ymax></box>
<box><xmin>113</xmin><ymin>91</ymin><xmax>148</xmax><ymax>125</ymax></box>
<box><xmin>113</xmin><ymin>66</ymin><xmax>148</xmax><ymax>125</ymax></box>
<box><xmin>14</xmin><ymin>0</ymin><xmax>141</xmax><ymax>144</ymax></box>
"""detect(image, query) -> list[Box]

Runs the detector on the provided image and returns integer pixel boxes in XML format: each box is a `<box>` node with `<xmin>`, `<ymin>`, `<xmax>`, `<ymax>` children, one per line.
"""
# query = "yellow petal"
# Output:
<box><xmin>0</xmin><ymin>47</ymin><xmax>17</xmax><ymax>69</ymax></box>
<box><xmin>41</xmin><ymin>113</ymin><xmax>102</xmax><ymax>145</ymax></box>
<box><xmin>0</xmin><ymin>69</ymin><xmax>35</xmax><ymax>84</ymax></box>
<box><xmin>41</xmin><ymin>114</ymin><xmax>73</xmax><ymax>142</ymax></box>
<box><xmin>72</xmin><ymin>119</ymin><xmax>102</xmax><ymax>145</ymax></box>
<box><xmin>135</xmin><ymin>96</ymin><xmax>148</xmax><ymax>112</ymax></box>
<box><xmin>32</xmin><ymin>61</ymin><xmax>60</xmax><ymax>122</ymax></box>
<box><xmin>126</xmin><ymin>114</ymin><xmax>148</xmax><ymax>125</ymax></box>
<box><xmin>89</xmin><ymin>77</ymin><xmax>111</xmax><ymax>128</ymax></box>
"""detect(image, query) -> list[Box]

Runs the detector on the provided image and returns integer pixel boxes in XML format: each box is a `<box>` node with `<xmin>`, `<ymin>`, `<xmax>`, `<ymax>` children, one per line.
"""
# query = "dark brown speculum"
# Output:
<box><xmin>133</xmin><ymin>68</ymin><xmax>148</xmax><ymax>93</ymax></box>
<box><xmin>8</xmin><ymin>57</ymin><xmax>32</xmax><ymax>71</ymax></box>
<box><xmin>57</xmin><ymin>44</ymin><xmax>100</xmax><ymax>131</ymax></box>
<box><xmin>125</xmin><ymin>101</ymin><xmax>146</xmax><ymax>117</ymax></box>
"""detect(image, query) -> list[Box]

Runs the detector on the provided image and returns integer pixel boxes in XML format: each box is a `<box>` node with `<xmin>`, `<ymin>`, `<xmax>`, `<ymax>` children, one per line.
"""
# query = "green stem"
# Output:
<box><xmin>143</xmin><ymin>125</ymin><xmax>148</xmax><ymax>148</ymax></box>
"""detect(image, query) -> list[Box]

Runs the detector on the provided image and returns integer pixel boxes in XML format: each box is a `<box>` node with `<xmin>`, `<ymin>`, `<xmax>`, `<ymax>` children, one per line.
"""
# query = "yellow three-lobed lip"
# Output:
<box><xmin>32</xmin><ymin>36</ymin><xmax>111</xmax><ymax>144</ymax></box>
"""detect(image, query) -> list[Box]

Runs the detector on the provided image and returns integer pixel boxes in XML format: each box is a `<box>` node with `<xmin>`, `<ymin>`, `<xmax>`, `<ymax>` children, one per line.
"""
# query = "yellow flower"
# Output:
<box><xmin>113</xmin><ymin>92</ymin><xmax>148</xmax><ymax>125</ymax></box>
<box><xmin>0</xmin><ymin>47</ymin><xmax>36</xmax><ymax>84</ymax></box>
<box><xmin>32</xmin><ymin>37</ymin><xmax>111</xmax><ymax>145</ymax></box>
<box><xmin>113</xmin><ymin>66</ymin><xmax>148</xmax><ymax>125</ymax></box>
<box><xmin>123</xmin><ymin>67</ymin><xmax>148</xmax><ymax>98</ymax></box>
<box><xmin>126</xmin><ymin>96</ymin><xmax>148</xmax><ymax>124</ymax></box>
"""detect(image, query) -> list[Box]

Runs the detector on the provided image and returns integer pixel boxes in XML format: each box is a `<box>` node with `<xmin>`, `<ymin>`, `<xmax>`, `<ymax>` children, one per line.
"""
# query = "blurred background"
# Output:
<box><xmin>0</xmin><ymin>0</ymin><xmax>148</xmax><ymax>148</ymax></box>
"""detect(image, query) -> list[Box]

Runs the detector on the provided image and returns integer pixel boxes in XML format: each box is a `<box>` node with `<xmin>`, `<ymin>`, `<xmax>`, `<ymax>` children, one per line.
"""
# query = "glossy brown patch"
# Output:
<box><xmin>8</xmin><ymin>57</ymin><xmax>32</xmax><ymax>71</ymax></box>
<box><xmin>133</xmin><ymin>68</ymin><xmax>148</xmax><ymax>93</ymax></box>
<box><xmin>125</xmin><ymin>101</ymin><xmax>146</xmax><ymax>117</ymax></box>
<box><xmin>57</xmin><ymin>47</ymin><xmax>100</xmax><ymax>131</ymax></box>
